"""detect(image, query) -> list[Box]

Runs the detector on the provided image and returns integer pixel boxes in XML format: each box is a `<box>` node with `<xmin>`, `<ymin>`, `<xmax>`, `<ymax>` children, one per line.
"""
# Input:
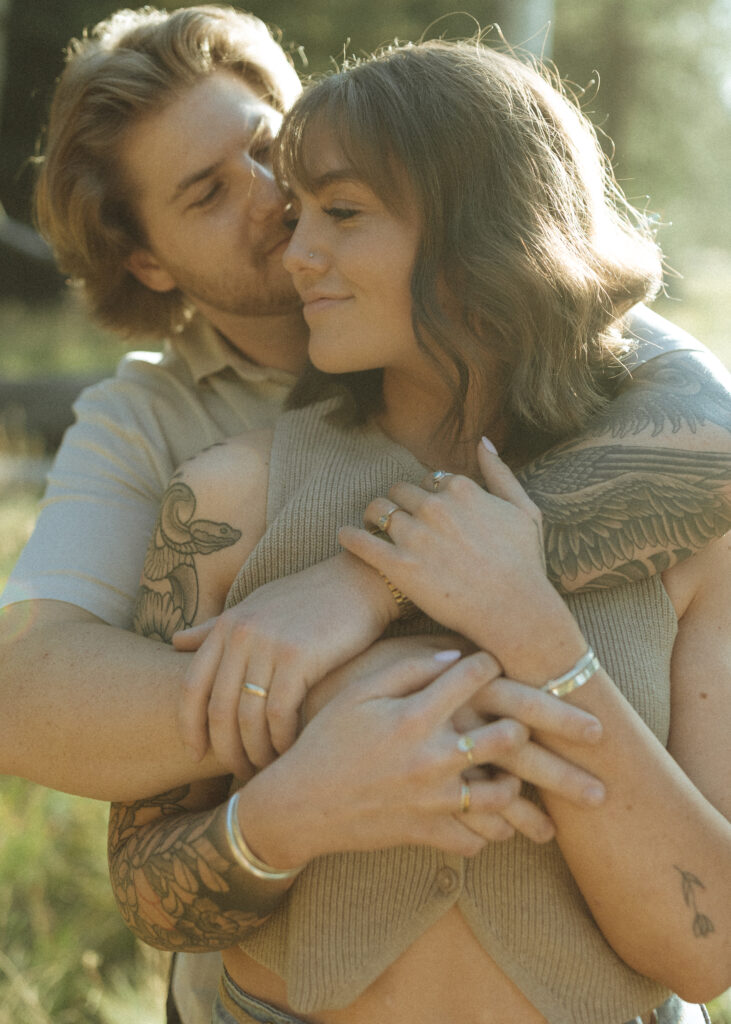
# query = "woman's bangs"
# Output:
<box><xmin>275</xmin><ymin>85</ymin><xmax>403</xmax><ymax>210</ymax></box>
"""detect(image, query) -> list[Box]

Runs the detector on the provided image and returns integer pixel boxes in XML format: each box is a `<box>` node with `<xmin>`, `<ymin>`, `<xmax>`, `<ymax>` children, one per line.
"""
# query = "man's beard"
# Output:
<box><xmin>166</xmin><ymin>255</ymin><xmax>301</xmax><ymax>318</ymax></box>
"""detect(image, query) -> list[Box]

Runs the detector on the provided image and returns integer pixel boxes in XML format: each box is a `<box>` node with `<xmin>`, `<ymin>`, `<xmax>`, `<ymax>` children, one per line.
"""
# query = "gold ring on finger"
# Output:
<box><xmin>377</xmin><ymin>505</ymin><xmax>399</xmax><ymax>534</ymax></box>
<box><xmin>459</xmin><ymin>780</ymin><xmax>471</xmax><ymax>814</ymax></box>
<box><xmin>457</xmin><ymin>734</ymin><xmax>476</xmax><ymax>767</ymax></box>
<box><xmin>431</xmin><ymin>469</ymin><xmax>449</xmax><ymax>492</ymax></box>
<box><xmin>242</xmin><ymin>682</ymin><xmax>269</xmax><ymax>699</ymax></box>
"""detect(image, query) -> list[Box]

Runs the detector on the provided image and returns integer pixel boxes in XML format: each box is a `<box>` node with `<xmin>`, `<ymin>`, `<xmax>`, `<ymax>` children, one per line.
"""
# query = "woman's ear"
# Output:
<box><xmin>126</xmin><ymin>248</ymin><xmax>177</xmax><ymax>293</ymax></box>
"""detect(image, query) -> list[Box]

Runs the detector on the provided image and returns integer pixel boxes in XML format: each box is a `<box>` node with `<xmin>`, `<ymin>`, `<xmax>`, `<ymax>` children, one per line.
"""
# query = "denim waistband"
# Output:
<box><xmin>213</xmin><ymin>970</ymin><xmax>304</xmax><ymax>1024</ymax></box>
<box><xmin>211</xmin><ymin>969</ymin><xmax>710</xmax><ymax>1024</ymax></box>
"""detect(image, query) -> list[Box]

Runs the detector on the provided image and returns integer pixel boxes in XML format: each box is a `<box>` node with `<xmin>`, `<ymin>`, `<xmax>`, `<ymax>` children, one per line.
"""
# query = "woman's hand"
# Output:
<box><xmin>339</xmin><ymin>439</ymin><xmax>587</xmax><ymax>684</ymax></box>
<box><xmin>173</xmin><ymin>553</ymin><xmax>398</xmax><ymax>775</ymax></box>
<box><xmin>237</xmin><ymin>647</ymin><xmax>606</xmax><ymax>866</ymax></box>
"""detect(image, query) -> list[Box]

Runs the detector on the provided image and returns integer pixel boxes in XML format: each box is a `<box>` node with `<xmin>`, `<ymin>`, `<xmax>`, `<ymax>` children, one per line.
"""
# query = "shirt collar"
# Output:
<box><xmin>169</xmin><ymin>314</ymin><xmax>298</xmax><ymax>388</ymax></box>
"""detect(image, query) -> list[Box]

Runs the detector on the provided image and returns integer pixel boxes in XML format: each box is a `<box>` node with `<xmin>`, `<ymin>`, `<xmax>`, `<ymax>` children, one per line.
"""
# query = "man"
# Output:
<box><xmin>0</xmin><ymin>7</ymin><xmax>729</xmax><ymax>1023</ymax></box>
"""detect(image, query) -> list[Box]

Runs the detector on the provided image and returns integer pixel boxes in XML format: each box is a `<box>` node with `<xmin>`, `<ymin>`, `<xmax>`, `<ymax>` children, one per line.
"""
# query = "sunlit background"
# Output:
<box><xmin>0</xmin><ymin>0</ymin><xmax>729</xmax><ymax>1021</ymax></box>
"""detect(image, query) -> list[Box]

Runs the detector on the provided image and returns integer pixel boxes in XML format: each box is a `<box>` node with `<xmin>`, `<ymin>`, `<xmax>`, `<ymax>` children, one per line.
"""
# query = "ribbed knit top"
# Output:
<box><xmin>228</xmin><ymin>399</ymin><xmax>677</xmax><ymax>1023</ymax></box>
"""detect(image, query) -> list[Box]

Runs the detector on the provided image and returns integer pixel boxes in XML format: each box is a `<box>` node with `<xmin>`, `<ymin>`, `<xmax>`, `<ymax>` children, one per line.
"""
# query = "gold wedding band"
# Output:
<box><xmin>457</xmin><ymin>735</ymin><xmax>476</xmax><ymax>767</ymax></box>
<box><xmin>376</xmin><ymin>505</ymin><xmax>399</xmax><ymax>534</ymax></box>
<box><xmin>459</xmin><ymin>780</ymin><xmax>471</xmax><ymax>814</ymax></box>
<box><xmin>242</xmin><ymin>682</ymin><xmax>269</xmax><ymax>699</ymax></box>
<box><xmin>431</xmin><ymin>470</ymin><xmax>449</xmax><ymax>491</ymax></box>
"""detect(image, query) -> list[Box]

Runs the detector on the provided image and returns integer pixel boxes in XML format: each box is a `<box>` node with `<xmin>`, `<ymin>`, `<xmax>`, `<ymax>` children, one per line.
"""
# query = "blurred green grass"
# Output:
<box><xmin>0</xmin><ymin>274</ymin><xmax>729</xmax><ymax>1022</ymax></box>
<box><xmin>0</xmin><ymin>293</ymin><xmax>158</xmax><ymax>380</ymax></box>
<box><xmin>0</xmin><ymin>777</ymin><xmax>169</xmax><ymax>1024</ymax></box>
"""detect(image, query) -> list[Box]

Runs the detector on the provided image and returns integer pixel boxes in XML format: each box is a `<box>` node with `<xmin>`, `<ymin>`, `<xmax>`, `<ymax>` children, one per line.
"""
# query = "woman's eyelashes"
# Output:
<box><xmin>324</xmin><ymin>206</ymin><xmax>359</xmax><ymax>221</ymax></box>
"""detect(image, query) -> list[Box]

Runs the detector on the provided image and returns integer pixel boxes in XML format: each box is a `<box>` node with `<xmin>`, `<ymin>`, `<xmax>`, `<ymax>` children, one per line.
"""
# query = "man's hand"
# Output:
<box><xmin>302</xmin><ymin>636</ymin><xmax>606</xmax><ymax>848</ymax></box>
<box><xmin>173</xmin><ymin>552</ymin><xmax>397</xmax><ymax>774</ymax></box>
<box><xmin>243</xmin><ymin>645</ymin><xmax>608</xmax><ymax>865</ymax></box>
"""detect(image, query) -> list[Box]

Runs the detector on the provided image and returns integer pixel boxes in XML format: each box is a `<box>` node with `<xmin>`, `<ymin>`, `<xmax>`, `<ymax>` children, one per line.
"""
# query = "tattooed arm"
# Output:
<box><xmin>107</xmin><ymin>778</ymin><xmax>302</xmax><ymax>951</ymax></box>
<box><xmin>519</xmin><ymin>344</ymin><xmax>731</xmax><ymax>594</ymax></box>
<box><xmin>108</xmin><ymin>432</ymin><xmax>286</xmax><ymax>950</ymax></box>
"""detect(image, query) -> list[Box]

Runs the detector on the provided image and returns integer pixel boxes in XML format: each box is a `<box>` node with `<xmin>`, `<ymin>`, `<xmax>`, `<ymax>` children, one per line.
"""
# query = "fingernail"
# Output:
<box><xmin>434</xmin><ymin>649</ymin><xmax>462</xmax><ymax>663</ymax></box>
<box><xmin>583</xmin><ymin>782</ymin><xmax>605</xmax><ymax>806</ymax></box>
<box><xmin>481</xmin><ymin>436</ymin><xmax>498</xmax><ymax>454</ymax></box>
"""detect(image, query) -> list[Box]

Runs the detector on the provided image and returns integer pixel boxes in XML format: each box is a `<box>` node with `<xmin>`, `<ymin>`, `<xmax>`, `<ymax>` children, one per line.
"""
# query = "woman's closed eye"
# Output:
<box><xmin>325</xmin><ymin>206</ymin><xmax>359</xmax><ymax>221</ymax></box>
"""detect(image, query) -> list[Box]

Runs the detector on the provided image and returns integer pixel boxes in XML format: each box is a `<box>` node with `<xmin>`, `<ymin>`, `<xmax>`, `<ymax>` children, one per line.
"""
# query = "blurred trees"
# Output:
<box><xmin>0</xmin><ymin>0</ymin><xmax>728</xmax><ymax>264</ymax></box>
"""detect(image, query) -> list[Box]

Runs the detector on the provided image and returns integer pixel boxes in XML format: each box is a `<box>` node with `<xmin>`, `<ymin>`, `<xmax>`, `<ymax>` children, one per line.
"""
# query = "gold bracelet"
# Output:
<box><xmin>368</xmin><ymin>527</ymin><xmax>419</xmax><ymax>620</ymax></box>
<box><xmin>225</xmin><ymin>793</ymin><xmax>304</xmax><ymax>882</ymax></box>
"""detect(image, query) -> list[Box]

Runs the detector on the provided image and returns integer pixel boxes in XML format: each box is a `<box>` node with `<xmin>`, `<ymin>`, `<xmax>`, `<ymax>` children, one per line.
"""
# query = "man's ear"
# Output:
<box><xmin>126</xmin><ymin>248</ymin><xmax>177</xmax><ymax>293</ymax></box>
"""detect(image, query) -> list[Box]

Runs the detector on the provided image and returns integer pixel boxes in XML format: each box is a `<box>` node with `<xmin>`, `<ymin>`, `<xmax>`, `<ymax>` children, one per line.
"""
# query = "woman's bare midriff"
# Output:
<box><xmin>223</xmin><ymin>912</ymin><xmax>656</xmax><ymax>1024</ymax></box>
<box><xmin>223</xmin><ymin>905</ymin><xmax>547</xmax><ymax>1024</ymax></box>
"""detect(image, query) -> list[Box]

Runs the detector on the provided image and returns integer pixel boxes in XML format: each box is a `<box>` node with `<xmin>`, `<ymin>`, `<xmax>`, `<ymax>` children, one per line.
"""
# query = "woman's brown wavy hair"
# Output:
<box><xmin>35</xmin><ymin>5</ymin><xmax>301</xmax><ymax>338</ymax></box>
<box><xmin>277</xmin><ymin>38</ymin><xmax>662</xmax><ymax>451</ymax></box>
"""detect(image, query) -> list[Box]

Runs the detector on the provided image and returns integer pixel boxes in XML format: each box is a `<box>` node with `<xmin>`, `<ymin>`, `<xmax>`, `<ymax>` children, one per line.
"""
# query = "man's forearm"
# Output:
<box><xmin>0</xmin><ymin>601</ymin><xmax>223</xmax><ymax>799</ymax></box>
<box><xmin>518</xmin><ymin>349</ymin><xmax>731</xmax><ymax>593</ymax></box>
<box><xmin>108</xmin><ymin>783</ymin><xmax>281</xmax><ymax>952</ymax></box>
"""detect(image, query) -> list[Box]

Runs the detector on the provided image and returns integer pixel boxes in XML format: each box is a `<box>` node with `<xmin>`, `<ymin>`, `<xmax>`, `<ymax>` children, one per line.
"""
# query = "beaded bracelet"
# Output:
<box><xmin>540</xmin><ymin>647</ymin><xmax>601</xmax><ymax>699</ymax></box>
<box><xmin>225</xmin><ymin>792</ymin><xmax>303</xmax><ymax>883</ymax></box>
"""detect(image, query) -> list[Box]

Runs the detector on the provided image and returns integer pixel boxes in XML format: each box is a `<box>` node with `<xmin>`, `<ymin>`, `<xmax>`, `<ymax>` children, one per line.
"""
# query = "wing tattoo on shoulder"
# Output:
<box><xmin>587</xmin><ymin>349</ymin><xmax>731</xmax><ymax>440</ymax></box>
<box><xmin>519</xmin><ymin>445</ymin><xmax>731</xmax><ymax>592</ymax></box>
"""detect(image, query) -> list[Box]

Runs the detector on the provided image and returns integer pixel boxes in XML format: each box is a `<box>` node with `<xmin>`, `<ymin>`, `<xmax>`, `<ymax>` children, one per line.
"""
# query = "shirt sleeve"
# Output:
<box><xmin>0</xmin><ymin>357</ymin><xmax>209</xmax><ymax>628</ymax></box>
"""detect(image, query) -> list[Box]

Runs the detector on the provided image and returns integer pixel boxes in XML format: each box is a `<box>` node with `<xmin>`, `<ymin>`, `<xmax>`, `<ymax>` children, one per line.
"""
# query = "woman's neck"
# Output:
<box><xmin>377</xmin><ymin>367</ymin><xmax>506</xmax><ymax>479</ymax></box>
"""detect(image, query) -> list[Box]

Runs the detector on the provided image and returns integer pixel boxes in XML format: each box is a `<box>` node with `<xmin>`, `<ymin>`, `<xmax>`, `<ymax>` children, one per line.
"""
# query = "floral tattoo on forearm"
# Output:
<box><xmin>674</xmin><ymin>866</ymin><xmax>715</xmax><ymax>938</ymax></box>
<box><xmin>108</xmin><ymin>786</ymin><xmax>272</xmax><ymax>951</ymax></box>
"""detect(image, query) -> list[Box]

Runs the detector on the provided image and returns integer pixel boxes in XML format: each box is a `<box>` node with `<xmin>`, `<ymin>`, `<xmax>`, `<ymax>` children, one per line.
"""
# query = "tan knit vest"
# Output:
<box><xmin>228</xmin><ymin>400</ymin><xmax>677</xmax><ymax>1023</ymax></box>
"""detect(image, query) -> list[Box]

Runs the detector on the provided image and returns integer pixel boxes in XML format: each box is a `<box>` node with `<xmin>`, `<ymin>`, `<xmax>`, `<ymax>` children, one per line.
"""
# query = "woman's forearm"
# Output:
<box><xmin>529</xmin><ymin>670</ymin><xmax>731</xmax><ymax>1001</ymax></box>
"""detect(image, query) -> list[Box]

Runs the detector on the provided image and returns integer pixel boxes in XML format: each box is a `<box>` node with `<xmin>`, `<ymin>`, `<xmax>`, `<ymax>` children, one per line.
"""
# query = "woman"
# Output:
<box><xmin>109</xmin><ymin>39</ymin><xmax>730</xmax><ymax>1024</ymax></box>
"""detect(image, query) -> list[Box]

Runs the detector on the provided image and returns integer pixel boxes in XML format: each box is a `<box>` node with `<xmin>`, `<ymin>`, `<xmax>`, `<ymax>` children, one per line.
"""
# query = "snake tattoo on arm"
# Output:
<box><xmin>132</xmin><ymin>477</ymin><xmax>241</xmax><ymax>641</ymax></box>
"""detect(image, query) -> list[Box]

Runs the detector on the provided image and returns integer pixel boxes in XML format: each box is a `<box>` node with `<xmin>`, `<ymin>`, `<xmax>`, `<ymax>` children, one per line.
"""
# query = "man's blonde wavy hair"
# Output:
<box><xmin>35</xmin><ymin>5</ymin><xmax>301</xmax><ymax>338</ymax></box>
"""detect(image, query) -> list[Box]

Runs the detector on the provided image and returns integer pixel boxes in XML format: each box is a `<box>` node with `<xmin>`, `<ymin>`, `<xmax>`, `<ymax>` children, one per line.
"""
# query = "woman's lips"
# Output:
<box><xmin>302</xmin><ymin>296</ymin><xmax>354</xmax><ymax>317</ymax></box>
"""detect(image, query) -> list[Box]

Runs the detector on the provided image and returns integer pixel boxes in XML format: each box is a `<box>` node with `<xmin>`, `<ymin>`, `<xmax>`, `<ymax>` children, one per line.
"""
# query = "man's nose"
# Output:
<box><xmin>246</xmin><ymin>162</ymin><xmax>287</xmax><ymax>223</ymax></box>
